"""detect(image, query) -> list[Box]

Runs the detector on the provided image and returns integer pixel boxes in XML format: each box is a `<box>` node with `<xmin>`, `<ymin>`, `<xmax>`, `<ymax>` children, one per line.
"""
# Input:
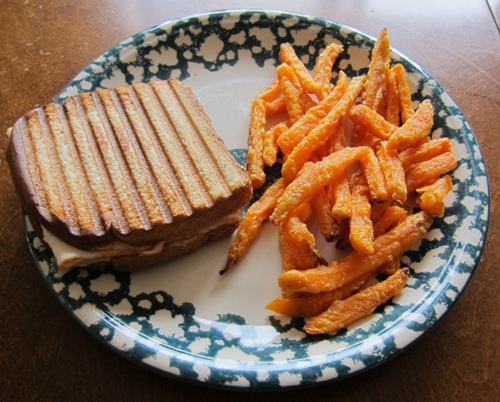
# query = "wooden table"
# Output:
<box><xmin>1</xmin><ymin>1</ymin><xmax>498</xmax><ymax>400</ymax></box>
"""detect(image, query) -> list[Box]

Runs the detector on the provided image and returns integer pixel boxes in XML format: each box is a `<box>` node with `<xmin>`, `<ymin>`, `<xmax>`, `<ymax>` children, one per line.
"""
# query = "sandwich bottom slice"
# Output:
<box><xmin>38</xmin><ymin>211</ymin><xmax>241</xmax><ymax>271</ymax></box>
<box><xmin>7</xmin><ymin>77</ymin><xmax>253</xmax><ymax>272</ymax></box>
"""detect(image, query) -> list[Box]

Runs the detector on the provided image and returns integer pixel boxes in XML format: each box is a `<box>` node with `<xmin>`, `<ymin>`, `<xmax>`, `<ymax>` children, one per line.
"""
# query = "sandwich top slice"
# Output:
<box><xmin>7</xmin><ymin>78</ymin><xmax>252</xmax><ymax>271</ymax></box>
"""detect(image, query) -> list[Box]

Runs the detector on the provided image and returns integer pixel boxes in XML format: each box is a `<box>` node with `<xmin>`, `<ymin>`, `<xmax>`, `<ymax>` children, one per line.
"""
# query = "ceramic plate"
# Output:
<box><xmin>25</xmin><ymin>10</ymin><xmax>489</xmax><ymax>389</ymax></box>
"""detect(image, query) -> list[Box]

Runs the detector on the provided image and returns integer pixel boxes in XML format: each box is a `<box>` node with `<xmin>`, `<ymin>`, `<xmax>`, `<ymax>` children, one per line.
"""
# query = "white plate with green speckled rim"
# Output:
<box><xmin>25</xmin><ymin>9</ymin><xmax>489</xmax><ymax>390</ymax></box>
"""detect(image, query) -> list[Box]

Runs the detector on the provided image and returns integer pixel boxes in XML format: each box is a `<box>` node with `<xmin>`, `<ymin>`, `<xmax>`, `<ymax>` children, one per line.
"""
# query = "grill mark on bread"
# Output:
<box><xmin>116</xmin><ymin>85</ymin><xmax>192</xmax><ymax>219</ymax></box>
<box><xmin>133</xmin><ymin>82</ymin><xmax>214</xmax><ymax>210</ymax></box>
<box><xmin>81</xmin><ymin>91</ymin><xmax>152</xmax><ymax>231</ymax></box>
<box><xmin>65</xmin><ymin>95</ymin><xmax>130</xmax><ymax>235</ymax></box>
<box><xmin>168</xmin><ymin>79</ymin><xmax>249</xmax><ymax>196</ymax></box>
<box><xmin>97</xmin><ymin>88</ymin><xmax>173</xmax><ymax>226</ymax></box>
<box><xmin>49</xmin><ymin>103</ymin><xmax>105</xmax><ymax>236</ymax></box>
<box><xmin>150</xmin><ymin>80</ymin><xmax>230</xmax><ymax>203</ymax></box>
<box><xmin>32</xmin><ymin>108</ymin><xmax>79</xmax><ymax>233</ymax></box>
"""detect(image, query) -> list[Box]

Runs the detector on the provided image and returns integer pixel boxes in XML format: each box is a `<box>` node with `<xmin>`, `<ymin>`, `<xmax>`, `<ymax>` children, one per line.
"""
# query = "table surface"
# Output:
<box><xmin>1</xmin><ymin>1</ymin><xmax>499</xmax><ymax>401</ymax></box>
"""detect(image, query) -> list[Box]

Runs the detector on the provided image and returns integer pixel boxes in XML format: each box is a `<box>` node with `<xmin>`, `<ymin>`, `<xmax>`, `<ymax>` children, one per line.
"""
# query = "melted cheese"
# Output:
<box><xmin>41</xmin><ymin>211</ymin><xmax>240</xmax><ymax>270</ymax></box>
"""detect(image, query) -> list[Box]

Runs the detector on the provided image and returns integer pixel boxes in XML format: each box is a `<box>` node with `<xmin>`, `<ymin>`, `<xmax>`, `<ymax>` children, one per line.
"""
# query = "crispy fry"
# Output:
<box><xmin>258</xmin><ymin>78</ymin><xmax>281</xmax><ymax>102</ymax></box>
<box><xmin>334</xmin><ymin>218</ymin><xmax>351</xmax><ymax>250</ymax></box>
<box><xmin>406</xmin><ymin>152</ymin><xmax>457</xmax><ymax>192</ymax></box>
<box><xmin>376</xmin><ymin>141</ymin><xmax>407</xmax><ymax>204</ymax></box>
<box><xmin>314</xmin><ymin>42</ymin><xmax>344</xmax><ymax>91</ymax></box>
<box><xmin>221</xmin><ymin>178</ymin><xmax>286</xmax><ymax>274</ymax></box>
<box><xmin>279</xmin><ymin>43</ymin><xmax>326</xmax><ymax>100</ymax></box>
<box><xmin>277</xmin><ymin>63</ymin><xmax>316</xmax><ymax>113</ymax></box>
<box><xmin>348</xmin><ymin>104</ymin><xmax>398</xmax><ymax>140</ymax></box>
<box><xmin>416</xmin><ymin>174</ymin><xmax>453</xmax><ymax>217</ymax></box>
<box><xmin>311</xmin><ymin>186</ymin><xmax>339</xmax><ymax>242</ymax></box>
<box><xmin>373</xmin><ymin>205</ymin><xmax>408</xmax><ymax>237</ymax></box>
<box><xmin>386</xmin><ymin>99</ymin><xmax>434</xmax><ymax>151</ymax></box>
<box><xmin>278</xmin><ymin>224</ymin><xmax>301</xmax><ymax>273</ymax></box>
<box><xmin>384</xmin><ymin>66</ymin><xmax>400</xmax><ymax>125</ymax></box>
<box><xmin>392</xmin><ymin>63</ymin><xmax>414</xmax><ymax>123</ymax></box>
<box><xmin>399</xmin><ymin>138</ymin><xmax>452</xmax><ymax>170</ymax></box>
<box><xmin>247</xmin><ymin>97</ymin><xmax>267</xmax><ymax>189</ymax></box>
<box><xmin>281</xmin><ymin>77</ymin><xmax>366</xmax><ymax>183</ymax></box>
<box><xmin>277</xmin><ymin>72</ymin><xmax>349</xmax><ymax>156</ymax></box>
<box><xmin>270</xmin><ymin>146</ymin><xmax>371</xmax><ymax>225</ymax></box>
<box><xmin>278</xmin><ymin>211</ymin><xmax>432</xmax><ymax>294</ymax></box>
<box><xmin>330</xmin><ymin>122</ymin><xmax>348</xmax><ymax>152</ymax></box>
<box><xmin>362</xmin><ymin>27</ymin><xmax>391</xmax><ymax>111</ymax></box>
<box><xmin>349</xmin><ymin>172</ymin><xmax>374</xmax><ymax>255</ymax></box>
<box><xmin>330</xmin><ymin>171</ymin><xmax>352</xmax><ymax>222</ymax></box>
<box><xmin>263</xmin><ymin>122</ymin><xmax>287</xmax><ymax>167</ymax></box>
<box><xmin>370</xmin><ymin>200</ymin><xmax>391</xmax><ymax>223</ymax></box>
<box><xmin>280</xmin><ymin>75</ymin><xmax>304</xmax><ymax>126</ymax></box>
<box><xmin>303</xmin><ymin>268</ymin><xmax>410</xmax><ymax>335</ymax></box>
<box><xmin>360</xmin><ymin>147</ymin><xmax>389</xmax><ymax>202</ymax></box>
<box><xmin>264</xmin><ymin>97</ymin><xmax>286</xmax><ymax>116</ymax></box>
<box><xmin>266</xmin><ymin>272</ymin><xmax>371</xmax><ymax>317</ymax></box>
<box><xmin>378</xmin><ymin>257</ymin><xmax>401</xmax><ymax>275</ymax></box>
<box><xmin>281</xmin><ymin>203</ymin><xmax>327</xmax><ymax>269</ymax></box>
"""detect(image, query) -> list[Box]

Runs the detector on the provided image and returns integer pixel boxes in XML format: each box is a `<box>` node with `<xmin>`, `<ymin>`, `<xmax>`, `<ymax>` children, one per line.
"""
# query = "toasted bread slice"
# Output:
<box><xmin>7</xmin><ymin>78</ymin><xmax>252</xmax><ymax>251</ymax></box>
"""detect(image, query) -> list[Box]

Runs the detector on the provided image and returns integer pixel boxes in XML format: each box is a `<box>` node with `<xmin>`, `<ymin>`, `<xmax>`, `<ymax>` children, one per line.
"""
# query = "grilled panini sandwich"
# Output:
<box><xmin>6</xmin><ymin>78</ymin><xmax>252</xmax><ymax>271</ymax></box>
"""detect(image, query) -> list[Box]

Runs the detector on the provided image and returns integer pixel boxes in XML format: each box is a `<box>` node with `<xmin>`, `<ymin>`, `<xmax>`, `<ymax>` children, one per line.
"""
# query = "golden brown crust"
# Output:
<box><xmin>7</xmin><ymin>78</ymin><xmax>252</xmax><ymax>250</ymax></box>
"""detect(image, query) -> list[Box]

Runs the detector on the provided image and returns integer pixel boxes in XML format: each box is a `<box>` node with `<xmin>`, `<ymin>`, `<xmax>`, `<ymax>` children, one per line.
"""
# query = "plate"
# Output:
<box><xmin>26</xmin><ymin>10</ymin><xmax>489</xmax><ymax>389</ymax></box>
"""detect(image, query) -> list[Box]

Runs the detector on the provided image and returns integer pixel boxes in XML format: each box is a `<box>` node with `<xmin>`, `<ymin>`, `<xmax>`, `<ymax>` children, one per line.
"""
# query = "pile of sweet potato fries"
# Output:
<box><xmin>221</xmin><ymin>28</ymin><xmax>457</xmax><ymax>336</ymax></box>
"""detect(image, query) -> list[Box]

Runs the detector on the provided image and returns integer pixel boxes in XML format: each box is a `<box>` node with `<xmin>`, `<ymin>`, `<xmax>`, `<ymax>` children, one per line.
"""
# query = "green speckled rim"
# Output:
<box><xmin>25</xmin><ymin>10</ymin><xmax>489</xmax><ymax>390</ymax></box>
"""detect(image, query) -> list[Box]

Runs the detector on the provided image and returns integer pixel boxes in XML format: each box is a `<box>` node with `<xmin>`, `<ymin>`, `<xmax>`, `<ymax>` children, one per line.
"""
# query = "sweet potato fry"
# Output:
<box><xmin>266</xmin><ymin>272</ymin><xmax>371</xmax><ymax>317</ymax></box>
<box><xmin>406</xmin><ymin>152</ymin><xmax>457</xmax><ymax>192</ymax></box>
<box><xmin>348</xmin><ymin>104</ymin><xmax>398</xmax><ymax>140</ymax></box>
<box><xmin>281</xmin><ymin>76</ymin><xmax>366</xmax><ymax>183</ymax></box>
<box><xmin>360</xmin><ymin>147</ymin><xmax>389</xmax><ymax>202</ymax></box>
<box><xmin>280</xmin><ymin>75</ymin><xmax>304</xmax><ymax>126</ymax></box>
<box><xmin>277</xmin><ymin>63</ymin><xmax>316</xmax><ymax>112</ymax></box>
<box><xmin>258</xmin><ymin>78</ymin><xmax>281</xmax><ymax>102</ymax></box>
<box><xmin>330</xmin><ymin>171</ymin><xmax>352</xmax><ymax>222</ymax></box>
<box><xmin>247</xmin><ymin>97</ymin><xmax>267</xmax><ymax>189</ymax></box>
<box><xmin>270</xmin><ymin>146</ymin><xmax>371</xmax><ymax>225</ymax></box>
<box><xmin>314</xmin><ymin>42</ymin><xmax>344</xmax><ymax>91</ymax></box>
<box><xmin>303</xmin><ymin>268</ymin><xmax>410</xmax><ymax>335</ymax></box>
<box><xmin>349</xmin><ymin>172</ymin><xmax>374</xmax><ymax>255</ymax></box>
<box><xmin>392</xmin><ymin>63</ymin><xmax>414</xmax><ymax>123</ymax></box>
<box><xmin>386</xmin><ymin>99</ymin><xmax>434</xmax><ymax>151</ymax></box>
<box><xmin>384</xmin><ymin>66</ymin><xmax>400</xmax><ymax>125</ymax></box>
<box><xmin>263</xmin><ymin>122</ymin><xmax>287</xmax><ymax>167</ymax></box>
<box><xmin>221</xmin><ymin>178</ymin><xmax>286</xmax><ymax>274</ymax></box>
<box><xmin>279</xmin><ymin>43</ymin><xmax>326</xmax><ymax>100</ymax></box>
<box><xmin>264</xmin><ymin>97</ymin><xmax>286</xmax><ymax>116</ymax></box>
<box><xmin>276</xmin><ymin>72</ymin><xmax>349</xmax><ymax>156</ymax></box>
<box><xmin>278</xmin><ymin>223</ymin><xmax>301</xmax><ymax>273</ymax></box>
<box><xmin>370</xmin><ymin>200</ymin><xmax>391</xmax><ymax>223</ymax></box>
<box><xmin>378</xmin><ymin>257</ymin><xmax>401</xmax><ymax>275</ymax></box>
<box><xmin>399</xmin><ymin>138</ymin><xmax>452</xmax><ymax>170</ymax></box>
<box><xmin>281</xmin><ymin>203</ymin><xmax>327</xmax><ymax>269</ymax></box>
<box><xmin>362</xmin><ymin>27</ymin><xmax>391</xmax><ymax>111</ymax></box>
<box><xmin>416</xmin><ymin>174</ymin><xmax>453</xmax><ymax>217</ymax></box>
<box><xmin>373</xmin><ymin>205</ymin><xmax>408</xmax><ymax>237</ymax></box>
<box><xmin>278</xmin><ymin>211</ymin><xmax>432</xmax><ymax>293</ymax></box>
<box><xmin>376</xmin><ymin>141</ymin><xmax>407</xmax><ymax>204</ymax></box>
<box><xmin>311</xmin><ymin>186</ymin><xmax>339</xmax><ymax>242</ymax></box>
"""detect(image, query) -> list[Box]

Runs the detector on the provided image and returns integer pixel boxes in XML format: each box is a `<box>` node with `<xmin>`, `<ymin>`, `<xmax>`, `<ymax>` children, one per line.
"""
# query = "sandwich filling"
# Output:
<box><xmin>41</xmin><ymin>211</ymin><xmax>241</xmax><ymax>270</ymax></box>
